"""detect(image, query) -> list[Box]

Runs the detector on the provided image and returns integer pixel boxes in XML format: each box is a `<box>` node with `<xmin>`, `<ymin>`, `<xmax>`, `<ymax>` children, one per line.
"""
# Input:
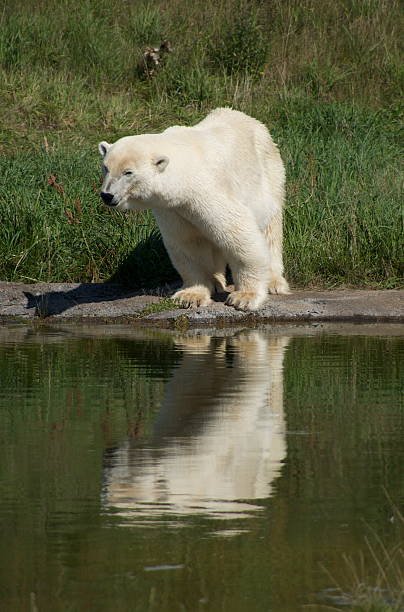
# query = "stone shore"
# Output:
<box><xmin>0</xmin><ymin>282</ymin><xmax>402</xmax><ymax>328</ymax></box>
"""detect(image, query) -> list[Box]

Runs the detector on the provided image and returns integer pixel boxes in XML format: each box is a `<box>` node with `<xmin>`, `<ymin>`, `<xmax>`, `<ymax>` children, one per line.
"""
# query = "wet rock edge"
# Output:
<box><xmin>0</xmin><ymin>282</ymin><xmax>402</xmax><ymax>329</ymax></box>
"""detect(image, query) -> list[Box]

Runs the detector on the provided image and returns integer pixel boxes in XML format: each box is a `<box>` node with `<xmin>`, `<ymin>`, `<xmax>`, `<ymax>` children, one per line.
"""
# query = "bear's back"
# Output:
<box><xmin>154</xmin><ymin>109</ymin><xmax>284</xmax><ymax>225</ymax></box>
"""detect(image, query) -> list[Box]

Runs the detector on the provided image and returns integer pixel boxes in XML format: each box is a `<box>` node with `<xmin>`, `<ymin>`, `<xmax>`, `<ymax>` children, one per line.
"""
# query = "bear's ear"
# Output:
<box><xmin>98</xmin><ymin>141</ymin><xmax>111</xmax><ymax>158</ymax></box>
<box><xmin>154</xmin><ymin>155</ymin><xmax>169</xmax><ymax>173</ymax></box>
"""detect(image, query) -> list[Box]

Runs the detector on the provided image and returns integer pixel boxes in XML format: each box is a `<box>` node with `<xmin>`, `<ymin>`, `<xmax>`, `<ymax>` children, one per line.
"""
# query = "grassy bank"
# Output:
<box><xmin>0</xmin><ymin>0</ymin><xmax>402</xmax><ymax>288</ymax></box>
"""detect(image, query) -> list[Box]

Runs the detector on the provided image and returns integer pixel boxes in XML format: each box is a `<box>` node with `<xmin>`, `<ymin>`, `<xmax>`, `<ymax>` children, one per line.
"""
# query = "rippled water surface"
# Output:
<box><xmin>0</xmin><ymin>324</ymin><xmax>403</xmax><ymax>611</ymax></box>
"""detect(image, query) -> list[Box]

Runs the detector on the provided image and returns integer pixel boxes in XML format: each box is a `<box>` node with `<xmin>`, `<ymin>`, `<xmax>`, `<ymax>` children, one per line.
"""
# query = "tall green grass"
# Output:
<box><xmin>0</xmin><ymin>149</ymin><xmax>176</xmax><ymax>286</ymax></box>
<box><xmin>0</xmin><ymin>0</ymin><xmax>402</xmax><ymax>288</ymax></box>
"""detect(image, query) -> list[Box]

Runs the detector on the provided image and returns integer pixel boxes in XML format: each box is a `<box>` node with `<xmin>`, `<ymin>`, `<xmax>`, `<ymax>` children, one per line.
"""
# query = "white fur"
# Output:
<box><xmin>99</xmin><ymin>108</ymin><xmax>289</xmax><ymax>311</ymax></box>
<box><xmin>103</xmin><ymin>333</ymin><xmax>289</xmax><ymax>521</ymax></box>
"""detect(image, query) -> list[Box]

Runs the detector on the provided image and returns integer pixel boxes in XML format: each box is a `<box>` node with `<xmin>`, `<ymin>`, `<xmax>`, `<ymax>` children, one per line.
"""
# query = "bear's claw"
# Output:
<box><xmin>172</xmin><ymin>288</ymin><xmax>212</xmax><ymax>309</ymax></box>
<box><xmin>226</xmin><ymin>290</ymin><xmax>266</xmax><ymax>312</ymax></box>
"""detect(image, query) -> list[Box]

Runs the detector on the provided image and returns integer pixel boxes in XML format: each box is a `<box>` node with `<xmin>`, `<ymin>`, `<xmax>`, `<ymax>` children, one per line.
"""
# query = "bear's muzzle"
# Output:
<box><xmin>100</xmin><ymin>192</ymin><xmax>117</xmax><ymax>207</ymax></box>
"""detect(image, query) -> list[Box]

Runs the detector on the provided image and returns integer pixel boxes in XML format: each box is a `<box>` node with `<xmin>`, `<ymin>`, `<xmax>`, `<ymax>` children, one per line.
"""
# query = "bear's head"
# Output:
<box><xmin>98</xmin><ymin>136</ymin><xmax>169</xmax><ymax>210</ymax></box>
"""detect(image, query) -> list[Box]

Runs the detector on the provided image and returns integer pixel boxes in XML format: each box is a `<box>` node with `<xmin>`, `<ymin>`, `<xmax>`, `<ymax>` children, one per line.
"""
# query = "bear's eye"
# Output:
<box><xmin>123</xmin><ymin>169</ymin><xmax>133</xmax><ymax>176</ymax></box>
<box><xmin>102</xmin><ymin>164</ymin><xmax>109</xmax><ymax>176</ymax></box>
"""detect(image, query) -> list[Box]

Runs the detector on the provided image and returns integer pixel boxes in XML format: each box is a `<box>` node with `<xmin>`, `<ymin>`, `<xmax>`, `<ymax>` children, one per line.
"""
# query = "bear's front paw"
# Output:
<box><xmin>226</xmin><ymin>290</ymin><xmax>266</xmax><ymax>312</ymax></box>
<box><xmin>172</xmin><ymin>288</ymin><xmax>212</xmax><ymax>308</ymax></box>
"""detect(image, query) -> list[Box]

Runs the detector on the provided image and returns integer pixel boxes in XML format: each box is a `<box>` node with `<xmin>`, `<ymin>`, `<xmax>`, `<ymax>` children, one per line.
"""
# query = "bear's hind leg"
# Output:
<box><xmin>212</xmin><ymin>250</ymin><xmax>228</xmax><ymax>293</ymax></box>
<box><xmin>264</xmin><ymin>210</ymin><xmax>290</xmax><ymax>295</ymax></box>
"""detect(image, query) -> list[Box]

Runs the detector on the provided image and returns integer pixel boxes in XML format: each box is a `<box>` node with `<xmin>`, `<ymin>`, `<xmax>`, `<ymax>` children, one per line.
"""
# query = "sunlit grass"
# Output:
<box><xmin>0</xmin><ymin>0</ymin><xmax>402</xmax><ymax>288</ymax></box>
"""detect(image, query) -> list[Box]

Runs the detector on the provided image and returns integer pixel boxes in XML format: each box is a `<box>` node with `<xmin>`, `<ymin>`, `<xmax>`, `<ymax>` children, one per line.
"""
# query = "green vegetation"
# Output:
<box><xmin>0</xmin><ymin>0</ymin><xmax>402</xmax><ymax>288</ymax></box>
<box><xmin>314</xmin><ymin>504</ymin><xmax>404</xmax><ymax>611</ymax></box>
<box><xmin>137</xmin><ymin>297</ymin><xmax>180</xmax><ymax>317</ymax></box>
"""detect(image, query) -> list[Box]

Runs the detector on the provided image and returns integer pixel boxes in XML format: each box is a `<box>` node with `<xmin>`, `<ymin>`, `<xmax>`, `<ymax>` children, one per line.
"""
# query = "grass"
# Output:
<box><xmin>137</xmin><ymin>298</ymin><xmax>180</xmax><ymax>318</ymax></box>
<box><xmin>311</xmin><ymin>501</ymin><xmax>404</xmax><ymax>611</ymax></box>
<box><xmin>0</xmin><ymin>149</ymin><xmax>176</xmax><ymax>287</ymax></box>
<box><xmin>0</xmin><ymin>0</ymin><xmax>402</xmax><ymax>288</ymax></box>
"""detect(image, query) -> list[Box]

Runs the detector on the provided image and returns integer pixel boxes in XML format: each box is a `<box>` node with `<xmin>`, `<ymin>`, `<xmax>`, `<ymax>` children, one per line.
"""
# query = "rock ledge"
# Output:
<box><xmin>0</xmin><ymin>282</ymin><xmax>402</xmax><ymax>328</ymax></box>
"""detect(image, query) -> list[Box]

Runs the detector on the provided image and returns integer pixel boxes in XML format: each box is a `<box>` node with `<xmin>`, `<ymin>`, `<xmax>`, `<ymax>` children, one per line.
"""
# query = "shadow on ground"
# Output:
<box><xmin>107</xmin><ymin>232</ymin><xmax>178</xmax><ymax>289</ymax></box>
<box><xmin>23</xmin><ymin>233</ymin><xmax>180</xmax><ymax>316</ymax></box>
<box><xmin>23</xmin><ymin>284</ymin><xmax>134</xmax><ymax>316</ymax></box>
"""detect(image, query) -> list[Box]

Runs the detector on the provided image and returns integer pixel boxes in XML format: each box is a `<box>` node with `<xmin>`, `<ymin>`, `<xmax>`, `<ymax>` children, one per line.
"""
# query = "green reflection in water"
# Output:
<box><xmin>0</xmin><ymin>324</ymin><xmax>402</xmax><ymax>612</ymax></box>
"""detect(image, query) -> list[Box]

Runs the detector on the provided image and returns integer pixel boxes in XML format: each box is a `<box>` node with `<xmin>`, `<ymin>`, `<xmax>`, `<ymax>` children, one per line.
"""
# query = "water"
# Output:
<box><xmin>0</xmin><ymin>323</ymin><xmax>403</xmax><ymax>612</ymax></box>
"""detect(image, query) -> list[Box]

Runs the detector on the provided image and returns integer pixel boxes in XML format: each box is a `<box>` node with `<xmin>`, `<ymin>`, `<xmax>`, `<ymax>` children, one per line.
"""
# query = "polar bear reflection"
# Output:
<box><xmin>103</xmin><ymin>333</ymin><xmax>289</xmax><ymax>520</ymax></box>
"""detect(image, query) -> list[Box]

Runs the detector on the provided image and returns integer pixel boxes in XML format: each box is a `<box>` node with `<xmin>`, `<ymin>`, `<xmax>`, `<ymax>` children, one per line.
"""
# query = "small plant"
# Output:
<box><xmin>312</xmin><ymin>502</ymin><xmax>404</xmax><ymax>612</ymax></box>
<box><xmin>34</xmin><ymin>294</ymin><xmax>50</xmax><ymax>318</ymax></box>
<box><xmin>138</xmin><ymin>298</ymin><xmax>180</xmax><ymax>318</ymax></box>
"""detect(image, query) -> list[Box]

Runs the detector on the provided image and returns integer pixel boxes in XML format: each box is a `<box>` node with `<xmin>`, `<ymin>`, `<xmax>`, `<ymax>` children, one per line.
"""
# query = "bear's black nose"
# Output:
<box><xmin>100</xmin><ymin>192</ymin><xmax>115</xmax><ymax>206</ymax></box>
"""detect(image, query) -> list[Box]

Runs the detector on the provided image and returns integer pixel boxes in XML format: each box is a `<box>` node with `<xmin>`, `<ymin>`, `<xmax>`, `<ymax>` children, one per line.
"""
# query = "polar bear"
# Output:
<box><xmin>98</xmin><ymin>108</ymin><xmax>289</xmax><ymax>311</ymax></box>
